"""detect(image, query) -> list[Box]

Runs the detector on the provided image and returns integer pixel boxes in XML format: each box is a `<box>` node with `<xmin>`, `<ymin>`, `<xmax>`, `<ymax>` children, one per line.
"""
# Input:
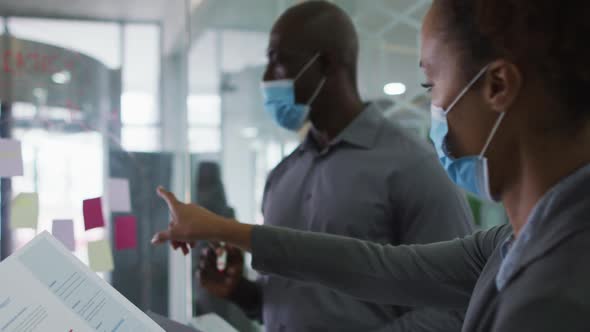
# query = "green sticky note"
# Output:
<box><xmin>10</xmin><ymin>193</ymin><xmax>39</xmax><ymax>229</ymax></box>
<box><xmin>88</xmin><ymin>239</ymin><xmax>114</xmax><ymax>272</ymax></box>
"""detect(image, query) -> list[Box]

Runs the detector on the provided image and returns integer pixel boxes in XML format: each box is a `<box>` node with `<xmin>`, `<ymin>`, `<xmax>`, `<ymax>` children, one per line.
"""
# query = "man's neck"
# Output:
<box><xmin>310</xmin><ymin>98</ymin><xmax>365</xmax><ymax>143</ymax></box>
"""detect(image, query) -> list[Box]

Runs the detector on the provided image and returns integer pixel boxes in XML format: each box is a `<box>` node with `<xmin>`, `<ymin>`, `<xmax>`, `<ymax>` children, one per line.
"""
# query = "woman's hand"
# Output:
<box><xmin>152</xmin><ymin>186</ymin><xmax>254</xmax><ymax>253</ymax></box>
<box><xmin>151</xmin><ymin>187</ymin><xmax>229</xmax><ymax>253</ymax></box>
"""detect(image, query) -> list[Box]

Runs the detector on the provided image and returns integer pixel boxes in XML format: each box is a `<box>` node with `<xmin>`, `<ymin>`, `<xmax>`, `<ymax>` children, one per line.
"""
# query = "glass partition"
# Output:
<box><xmin>0</xmin><ymin>17</ymin><xmax>179</xmax><ymax>318</ymax></box>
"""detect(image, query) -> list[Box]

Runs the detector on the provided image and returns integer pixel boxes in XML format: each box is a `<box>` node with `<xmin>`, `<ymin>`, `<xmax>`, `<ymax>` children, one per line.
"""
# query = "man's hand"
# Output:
<box><xmin>198</xmin><ymin>244</ymin><xmax>244</xmax><ymax>298</ymax></box>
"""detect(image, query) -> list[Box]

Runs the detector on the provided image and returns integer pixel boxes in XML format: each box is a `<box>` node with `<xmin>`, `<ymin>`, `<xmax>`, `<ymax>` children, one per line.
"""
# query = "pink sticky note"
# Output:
<box><xmin>83</xmin><ymin>197</ymin><xmax>105</xmax><ymax>230</ymax></box>
<box><xmin>115</xmin><ymin>216</ymin><xmax>137</xmax><ymax>250</ymax></box>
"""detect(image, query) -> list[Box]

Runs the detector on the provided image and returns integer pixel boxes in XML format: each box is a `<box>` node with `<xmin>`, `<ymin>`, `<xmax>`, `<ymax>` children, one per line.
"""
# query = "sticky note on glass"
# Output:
<box><xmin>10</xmin><ymin>193</ymin><xmax>38</xmax><ymax>229</ymax></box>
<box><xmin>52</xmin><ymin>219</ymin><xmax>75</xmax><ymax>251</ymax></box>
<box><xmin>108</xmin><ymin>178</ymin><xmax>131</xmax><ymax>213</ymax></box>
<box><xmin>88</xmin><ymin>239</ymin><xmax>114</xmax><ymax>272</ymax></box>
<box><xmin>0</xmin><ymin>139</ymin><xmax>24</xmax><ymax>177</ymax></box>
<box><xmin>83</xmin><ymin>197</ymin><xmax>105</xmax><ymax>230</ymax></box>
<box><xmin>115</xmin><ymin>216</ymin><xmax>137</xmax><ymax>250</ymax></box>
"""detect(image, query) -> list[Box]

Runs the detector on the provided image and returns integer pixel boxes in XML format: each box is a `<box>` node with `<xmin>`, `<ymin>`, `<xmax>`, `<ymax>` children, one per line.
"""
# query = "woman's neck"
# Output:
<box><xmin>502</xmin><ymin>129</ymin><xmax>590</xmax><ymax>236</ymax></box>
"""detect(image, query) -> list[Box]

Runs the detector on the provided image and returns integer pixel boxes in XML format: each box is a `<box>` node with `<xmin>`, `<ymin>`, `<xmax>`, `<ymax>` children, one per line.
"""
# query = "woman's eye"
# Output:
<box><xmin>421</xmin><ymin>83</ymin><xmax>433</xmax><ymax>92</ymax></box>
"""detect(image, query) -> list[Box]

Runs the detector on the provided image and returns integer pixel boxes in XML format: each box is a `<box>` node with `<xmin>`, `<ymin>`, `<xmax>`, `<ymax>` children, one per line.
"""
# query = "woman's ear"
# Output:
<box><xmin>483</xmin><ymin>60</ymin><xmax>523</xmax><ymax>114</ymax></box>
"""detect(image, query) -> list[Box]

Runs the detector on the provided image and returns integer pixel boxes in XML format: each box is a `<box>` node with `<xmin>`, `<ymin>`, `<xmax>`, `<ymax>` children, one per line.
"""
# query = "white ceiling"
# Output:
<box><xmin>0</xmin><ymin>0</ymin><xmax>172</xmax><ymax>22</ymax></box>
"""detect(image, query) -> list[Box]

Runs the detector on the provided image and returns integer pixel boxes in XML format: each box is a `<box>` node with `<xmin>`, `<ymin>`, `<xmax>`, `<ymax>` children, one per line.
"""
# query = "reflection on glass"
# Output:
<box><xmin>121</xmin><ymin>24</ymin><xmax>160</xmax><ymax>153</ymax></box>
<box><xmin>12</xmin><ymin>127</ymin><xmax>104</xmax><ymax>264</ymax></box>
<box><xmin>121</xmin><ymin>92</ymin><xmax>157</xmax><ymax>126</ymax></box>
<box><xmin>188</xmin><ymin>127</ymin><xmax>221</xmax><ymax>153</ymax></box>
<box><xmin>8</xmin><ymin>18</ymin><xmax>121</xmax><ymax>69</ymax></box>
<box><xmin>122</xmin><ymin>24</ymin><xmax>160</xmax><ymax>126</ymax></box>
<box><xmin>0</xmin><ymin>3</ymin><xmax>177</xmax><ymax>317</ymax></box>
<box><xmin>187</xmin><ymin>94</ymin><xmax>221</xmax><ymax>126</ymax></box>
<box><xmin>121</xmin><ymin>126</ymin><xmax>161</xmax><ymax>152</ymax></box>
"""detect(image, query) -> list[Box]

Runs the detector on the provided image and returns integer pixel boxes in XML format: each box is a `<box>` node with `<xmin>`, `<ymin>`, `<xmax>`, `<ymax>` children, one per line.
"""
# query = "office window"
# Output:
<box><xmin>121</xmin><ymin>24</ymin><xmax>161</xmax><ymax>152</ymax></box>
<box><xmin>187</xmin><ymin>94</ymin><xmax>221</xmax><ymax>153</ymax></box>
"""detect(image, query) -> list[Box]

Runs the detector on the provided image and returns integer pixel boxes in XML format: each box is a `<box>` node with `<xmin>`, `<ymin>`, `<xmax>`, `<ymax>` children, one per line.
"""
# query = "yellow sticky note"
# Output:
<box><xmin>10</xmin><ymin>193</ymin><xmax>39</xmax><ymax>229</ymax></box>
<box><xmin>88</xmin><ymin>240</ymin><xmax>114</xmax><ymax>272</ymax></box>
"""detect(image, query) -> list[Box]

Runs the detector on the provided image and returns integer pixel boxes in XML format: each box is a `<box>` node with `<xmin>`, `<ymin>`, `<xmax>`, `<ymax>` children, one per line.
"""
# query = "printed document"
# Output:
<box><xmin>0</xmin><ymin>232</ymin><xmax>164</xmax><ymax>332</ymax></box>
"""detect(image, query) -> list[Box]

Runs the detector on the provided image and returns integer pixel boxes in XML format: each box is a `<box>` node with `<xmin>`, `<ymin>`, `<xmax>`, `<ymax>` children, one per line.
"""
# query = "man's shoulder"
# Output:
<box><xmin>265</xmin><ymin>145</ymin><xmax>303</xmax><ymax>186</ymax></box>
<box><xmin>373</xmin><ymin>118</ymin><xmax>435</xmax><ymax>161</ymax></box>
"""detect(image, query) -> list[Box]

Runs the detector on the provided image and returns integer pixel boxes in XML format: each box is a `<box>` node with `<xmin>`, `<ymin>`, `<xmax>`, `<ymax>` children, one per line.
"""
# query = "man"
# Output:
<box><xmin>198</xmin><ymin>1</ymin><xmax>474</xmax><ymax>331</ymax></box>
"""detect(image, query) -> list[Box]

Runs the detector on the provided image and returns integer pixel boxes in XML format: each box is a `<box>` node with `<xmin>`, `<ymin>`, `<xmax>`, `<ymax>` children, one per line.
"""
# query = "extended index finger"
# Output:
<box><xmin>156</xmin><ymin>186</ymin><xmax>179</xmax><ymax>211</ymax></box>
<box><xmin>151</xmin><ymin>229</ymin><xmax>172</xmax><ymax>245</ymax></box>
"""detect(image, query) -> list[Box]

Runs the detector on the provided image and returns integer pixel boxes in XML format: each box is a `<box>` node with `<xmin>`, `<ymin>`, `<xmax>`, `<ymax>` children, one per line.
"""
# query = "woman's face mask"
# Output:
<box><xmin>429</xmin><ymin>66</ymin><xmax>507</xmax><ymax>201</ymax></box>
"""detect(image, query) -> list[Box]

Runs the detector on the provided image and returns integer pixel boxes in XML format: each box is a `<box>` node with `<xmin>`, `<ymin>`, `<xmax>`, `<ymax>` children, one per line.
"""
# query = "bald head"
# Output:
<box><xmin>270</xmin><ymin>1</ymin><xmax>359</xmax><ymax>82</ymax></box>
<box><xmin>263</xmin><ymin>1</ymin><xmax>364</xmax><ymax>135</ymax></box>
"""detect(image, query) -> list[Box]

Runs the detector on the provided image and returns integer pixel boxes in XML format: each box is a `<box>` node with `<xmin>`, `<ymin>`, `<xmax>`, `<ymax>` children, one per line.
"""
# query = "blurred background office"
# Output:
<box><xmin>0</xmin><ymin>0</ymin><xmax>507</xmax><ymax>329</ymax></box>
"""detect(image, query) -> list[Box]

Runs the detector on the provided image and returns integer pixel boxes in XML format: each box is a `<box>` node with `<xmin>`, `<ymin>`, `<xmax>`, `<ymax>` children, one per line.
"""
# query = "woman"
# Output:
<box><xmin>153</xmin><ymin>0</ymin><xmax>590</xmax><ymax>330</ymax></box>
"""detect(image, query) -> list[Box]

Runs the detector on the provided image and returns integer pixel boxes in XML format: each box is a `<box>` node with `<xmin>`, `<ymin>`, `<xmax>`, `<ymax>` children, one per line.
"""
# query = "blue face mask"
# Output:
<box><xmin>429</xmin><ymin>66</ymin><xmax>506</xmax><ymax>201</ymax></box>
<box><xmin>261</xmin><ymin>53</ymin><xmax>326</xmax><ymax>131</ymax></box>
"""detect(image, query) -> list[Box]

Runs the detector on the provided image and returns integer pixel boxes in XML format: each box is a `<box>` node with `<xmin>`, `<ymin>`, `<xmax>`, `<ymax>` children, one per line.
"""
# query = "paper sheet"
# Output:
<box><xmin>0</xmin><ymin>138</ymin><xmax>23</xmax><ymax>177</ymax></box>
<box><xmin>83</xmin><ymin>197</ymin><xmax>105</xmax><ymax>230</ymax></box>
<box><xmin>51</xmin><ymin>219</ymin><xmax>76</xmax><ymax>251</ymax></box>
<box><xmin>0</xmin><ymin>232</ymin><xmax>164</xmax><ymax>331</ymax></box>
<box><xmin>109</xmin><ymin>178</ymin><xmax>132</xmax><ymax>213</ymax></box>
<box><xmin>88</xmin><ymin>239</ymin><xmax>114</xmax><ymax>272</ymax></box>
<box><xmin>115</xmin><ymin>216</ymin><xmax>137</xmax><ymax>250</ymax></box>
<box><xmin>10</xmin><ymin>193</ymin><xmax>39</xmax><ymax>229</ymax></box>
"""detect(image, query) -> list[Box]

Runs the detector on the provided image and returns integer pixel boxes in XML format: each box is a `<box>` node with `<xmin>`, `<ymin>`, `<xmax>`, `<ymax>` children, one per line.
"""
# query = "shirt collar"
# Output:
<box><xmin>518</xmin><ymin>162</ymin><xmax>590</xmax><ymax>239</ymax></box>
<box><xmin>299</xmin><ymin>103</ymin><xmax>384</xmax><ymax>152</ymax></box>
<box><xmin>515</xmin><ymin>162</ymin><xmax>590</xmax><ymax>238</ymax></box>
<box><xmin>499</xmin><ymin>234</ymin><xmax>515</xmax><ymax>260</ymax></box>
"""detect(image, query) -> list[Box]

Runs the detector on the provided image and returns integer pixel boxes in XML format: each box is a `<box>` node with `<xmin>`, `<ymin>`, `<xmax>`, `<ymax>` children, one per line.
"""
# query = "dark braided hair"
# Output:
<box><xmin>436</xmin><ymin>0</ymin><xmax>590</xmax><ymax>120</ymax></box>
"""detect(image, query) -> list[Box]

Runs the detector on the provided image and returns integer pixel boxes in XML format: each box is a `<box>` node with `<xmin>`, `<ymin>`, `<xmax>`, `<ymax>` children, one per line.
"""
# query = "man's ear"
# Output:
<box><xmin>319</xmin><ymin>51</ymin><xmax>339</xmax><ymax>76</ymax></box>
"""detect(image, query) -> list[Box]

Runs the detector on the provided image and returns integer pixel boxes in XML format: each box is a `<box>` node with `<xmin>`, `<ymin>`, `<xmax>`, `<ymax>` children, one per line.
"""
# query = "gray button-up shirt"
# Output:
<box><xmin>247</xmin><ymin>104</ymin><xmax>474</xmax><ymax>331</ymax></box>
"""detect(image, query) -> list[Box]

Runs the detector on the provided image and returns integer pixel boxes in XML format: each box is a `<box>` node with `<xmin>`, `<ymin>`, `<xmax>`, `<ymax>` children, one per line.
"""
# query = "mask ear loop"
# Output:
<box><xmin>445</xmin><ymin>65</ymin><xmax>490</xmax><ymax>115</ymax></box>
<box><xmin>294</xmin><ymin>53</ymin><xmax>322</xmax><ymax>82</ymax></box>
<box><xmin>306</xmin><ymin>77</ymin><xmax>327</xmax><ymax>105</ymax></box>
<box><xmin>479</xmin><ymin>112</ymin><xmax>507</xmax><ymax>158</ymax></box>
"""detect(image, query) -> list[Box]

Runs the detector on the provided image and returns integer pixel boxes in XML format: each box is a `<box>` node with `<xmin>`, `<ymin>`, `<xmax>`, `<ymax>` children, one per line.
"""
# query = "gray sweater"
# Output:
<box><xmin>251</xmin><ymin>163</ymin><xmax>590</xmax><ymax>331</ymax></box>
